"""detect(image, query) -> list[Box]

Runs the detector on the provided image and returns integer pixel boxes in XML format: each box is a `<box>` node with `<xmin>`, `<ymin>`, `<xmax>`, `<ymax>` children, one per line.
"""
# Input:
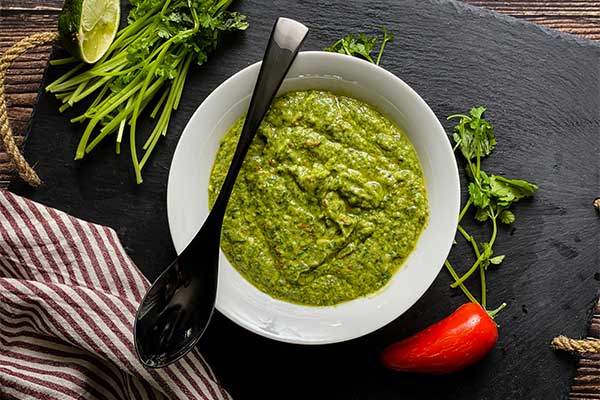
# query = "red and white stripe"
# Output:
<box><xmin>0</xmin><ymin>190</ymin><xmax>231</xmax><ymax>400</ymax></box>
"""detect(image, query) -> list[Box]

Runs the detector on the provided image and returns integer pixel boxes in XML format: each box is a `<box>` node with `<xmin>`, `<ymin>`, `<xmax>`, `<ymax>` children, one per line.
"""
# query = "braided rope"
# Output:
<box><xmin>0</xmin><ymin>32</ymin><xmax>58</xmax><ymax>187</ymax></box>
<box><xmin>552</xmin><ymin>335</ymin><xmax>600</xmax><ymax>354</ymax></box>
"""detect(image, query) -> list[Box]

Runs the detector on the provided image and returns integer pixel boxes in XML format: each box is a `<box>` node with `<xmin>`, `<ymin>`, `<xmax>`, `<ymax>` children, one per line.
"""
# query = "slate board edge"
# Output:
<box><xmin>444</xmin><ymin>0</ymin><xmax>600</xmax><ymax>49</ymax></box>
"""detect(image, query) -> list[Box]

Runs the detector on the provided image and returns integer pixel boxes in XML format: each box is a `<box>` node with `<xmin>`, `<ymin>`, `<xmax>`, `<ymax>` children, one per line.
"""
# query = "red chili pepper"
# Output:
<box><xmin>381</xmin><ymin>302</ymin><xmax>498</xmax><ymax>374</ymax></box>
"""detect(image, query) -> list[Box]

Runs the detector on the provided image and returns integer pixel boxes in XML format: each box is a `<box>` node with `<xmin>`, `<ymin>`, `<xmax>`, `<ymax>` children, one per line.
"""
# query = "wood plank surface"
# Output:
<box><xmin>0</xmin><ymin>8</ymin><xmax>57</xmax><ymax>186</ymax></box>
<box><xmin>1</xmin><ymin>1</ymin><xmax>599</xmax><ymax>398</ymax></box>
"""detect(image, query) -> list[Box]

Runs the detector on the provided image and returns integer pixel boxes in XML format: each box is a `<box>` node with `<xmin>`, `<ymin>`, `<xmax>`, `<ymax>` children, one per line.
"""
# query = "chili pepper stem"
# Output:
<box><xmin>487</xmin><ymin>302</ymin><xmax>506</xmax><ymax>319</ymax></box>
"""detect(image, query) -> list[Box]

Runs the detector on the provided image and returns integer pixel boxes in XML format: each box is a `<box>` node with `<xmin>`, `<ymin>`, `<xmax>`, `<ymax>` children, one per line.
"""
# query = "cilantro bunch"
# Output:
<box><xmin>47</xmin><ymin>0</ymin><xmax>248</xmax><ymax>183</ymax></box>
<box><xmin>445</xmin><ymin>106</ymin><xmax>537</xmax><ymax>317</ymax></box>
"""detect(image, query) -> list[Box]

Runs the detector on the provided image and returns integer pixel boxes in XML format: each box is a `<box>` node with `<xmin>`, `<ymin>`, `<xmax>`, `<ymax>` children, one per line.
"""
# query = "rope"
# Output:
<box><xmin>0</xmin><ymin>32</ymin><xmax>58</xmax><ymax>187</ymax></box>
<box><xmin>552</xmin><ymin>335</ymin><xmax>600</xmax><ymax>354</ymax></box>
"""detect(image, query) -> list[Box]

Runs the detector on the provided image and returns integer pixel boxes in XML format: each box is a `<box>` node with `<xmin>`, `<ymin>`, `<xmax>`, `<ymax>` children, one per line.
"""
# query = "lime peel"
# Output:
<box><xmin>58</xmin><ymin>0</ymin><xmax>120</xmax><ymax>64</ymax></box>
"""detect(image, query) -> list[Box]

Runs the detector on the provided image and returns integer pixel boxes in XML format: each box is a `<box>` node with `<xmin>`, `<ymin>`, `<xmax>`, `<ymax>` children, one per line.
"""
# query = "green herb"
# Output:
<box><xmin>47</xmin><ymin>0</ymin><xmax>248</xmax><ymax>183</ymax></box>
<box><xmin>324</xmin><ymin>26</ymin><xmax>393</xmax><ymax>65</ymax></box>
<box><xmin>444</xmin><ymin>106</ymin><xmax>537</xmax><ymax>317</ymax></box>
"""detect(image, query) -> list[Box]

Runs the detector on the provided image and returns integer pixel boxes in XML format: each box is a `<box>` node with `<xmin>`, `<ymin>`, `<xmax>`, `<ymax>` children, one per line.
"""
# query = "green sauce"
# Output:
<box><xmin>209</xmin><ymin>90</ymin><xmax>428</xmax><ymax>306</ymax></box>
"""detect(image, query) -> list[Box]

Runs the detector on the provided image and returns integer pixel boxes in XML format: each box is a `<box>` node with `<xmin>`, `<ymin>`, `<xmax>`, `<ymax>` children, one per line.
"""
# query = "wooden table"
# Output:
<box><xmin>1</xmin><ymin>1</ymin><xmax>600</xmax><ymax>398</ymax></box>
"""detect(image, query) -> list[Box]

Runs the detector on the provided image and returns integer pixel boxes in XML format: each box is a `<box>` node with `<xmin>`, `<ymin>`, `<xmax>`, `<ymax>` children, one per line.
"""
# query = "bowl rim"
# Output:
<box><xmin>167</xmin><ymin>50</ymin><xmax>460</xmax><ymax>344</ymax></box>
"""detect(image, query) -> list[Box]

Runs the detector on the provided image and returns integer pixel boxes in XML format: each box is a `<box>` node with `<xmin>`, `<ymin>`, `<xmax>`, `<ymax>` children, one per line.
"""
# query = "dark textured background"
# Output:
<box><xmin>10</xmin><ymin>0</ymin><xmax>600</xmax><ymax>398</ymax></box>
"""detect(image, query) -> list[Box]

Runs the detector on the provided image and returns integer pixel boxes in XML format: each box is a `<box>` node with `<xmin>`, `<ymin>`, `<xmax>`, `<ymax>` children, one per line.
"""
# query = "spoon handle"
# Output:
<box><xmin>210</xmin><ymin>17</ymin><xmax>309</xmax><ymax>218</ymax></box>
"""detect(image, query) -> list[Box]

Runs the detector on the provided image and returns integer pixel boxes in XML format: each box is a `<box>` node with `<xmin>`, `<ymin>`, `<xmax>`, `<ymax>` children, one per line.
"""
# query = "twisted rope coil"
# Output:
<box><xmin>0</xmin><ymin>31</ymin><xmax>58</xmax><ymax>187</ymax></box>
<box><xmin>552</xmin><ymin>335</ymin><xmax>600</xmax><ymax>354</ymax></box>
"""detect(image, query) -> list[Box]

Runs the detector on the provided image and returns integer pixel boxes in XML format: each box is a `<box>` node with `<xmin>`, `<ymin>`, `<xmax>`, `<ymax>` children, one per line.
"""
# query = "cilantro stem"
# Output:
<box><xmin>375</xmin><ymin>27</ymin><xmax>392</xmax><ymax>66</ymax></box>
<box><xmin>458</xmin><ymin>198</ymin><xmax>472</xmax><ymax>223</ymax></box>
<box><xmin>444</xmin><ymin>260</ymin><xmax>480</xmax><ymax>306</ymax></box>
<box><xmin>66</xmin><ymin>83</ymin><xmax>85</xmax><ymax>106</ymax></box>
<box><xmin>50</xmin><ymin>58</ymin><xmax>128</xmax><ymax>92</ymax></box>
<box><xmin>450</xmin><ymin>252</ymin><xmax>485</xmax><ymax>288</ymax></box>
<box><xmin>451</xmin><ymin>211</ymin><xmax>498</xmax><ymax>288</ymax></box>
<box><xmin>59</xmin><ymin>102</ymin><xmax>71</xmax><ymax>113</ymax></box>
<box><xmin>150</xmin><ymin>89</ymin><xmax>169</xmax><ymax>119</ymax></box>
<box><xmin>94</xmin><ymin>63</ymin><xmax>142</xmax><ymax>77</ymax></box>
<box><xmin>480</xmin><ymin>261</ymin><xmax>486</xmax><ymax>308</ymax></box>
<box><xmin>75</xmin><ymin>119</ymin><xmax>101</xmax><ymax>159</ymax></box>
<box><xmin>108</xmin><ymin>7</ymin><xmax>159</xmax><ymax>51</ymax></box>
<box><xmin>117</xmin><ymin>120</ymin><xmax>126</xmax><ymax>154</ymax></box>
<box><xmin>447</xmin><ymin>113</ymin><xmax>469</xmax><ymax>121</ymax></box>
<box><xmin>70</xmin><ymin>76</ymin><xmax>113</xmax><ymax>104</ymax></box>
<box><xmin>457</xmin><ymin>224</ymin><xmax>470</xmax><ymax>241</ymax></box>
<box><xmin>49</xmin><ymin>57</ymin><xmax>77</xmax><ymax>66</ymax></box>
<box><xmin>76</xmin><ymin>82</ymin><xmax>144</xmax><ymax>156</ymax></box>
<box><xmin>116</xmin><ymin>97</ymin><xmax>133</xmax><ymax>154</ymax></box>
<box><xmin>189</xmin><ymin>0</ymin><xmax>200</xmax><ymax>31</ymax></box>
<box><xmin>160</xmin><ymin>0</ymin><xmax>173</xmax><ymax>15</ymax></box>
<box><xmin>87</xmin><ymin>78</ymin><xmax>165</xmax><ymax>151</ymax></box>
<box><xmin>130</xmin><ymin>119</ymin><xmax>142</xmax><ymax>184</ymax></box>
<box><xmin>211</xmin><ymin>0</ymin><xmax>235</xmax><ymax>14</ymax></box>
<box><xmin>457</xmin><ymin>224</ymin><xmax>482</xmax><ymax>260</ymax></box>
<box><xmin>132</xmin><ymin>42</ymin><xmax>171</xmax><ymax>121</ymax></box>
<box><xmin>140</xmin><ymin>75</ymin><xmax>179</xmax><ymax>161</ymax></box>
<box><xmin>489</xmin><ymin>211</ymin><xmax>498</xmax><ymax>245</ymax></box>
<box><xmin>46</xmin><ymin>64</ymin><xmax>84</xmax><ymax>91</ymax></box>
<box><xmin>140</xmin><ymin>106</ymin><xmax>171</xmax><ymax>167</ymax></box>
<box><xmin>86</xmin><ymin>84</ymin><xmax>109</xmax><ymax>112</ymax></box>
<box><xmin>173</xmin><ymin>54</ymin><xmax>193</xmax><ymax>110</ymax></box>
<box><xmin>55</xmin><ymin>92</ymin><xmax>71</xmax><ymax>100</ymax></box>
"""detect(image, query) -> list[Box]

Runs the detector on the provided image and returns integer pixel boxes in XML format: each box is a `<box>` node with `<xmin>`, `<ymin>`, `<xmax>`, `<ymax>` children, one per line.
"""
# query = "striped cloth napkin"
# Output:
<box><xmin>0</xmin><ymin>189</ymin><xmax>230</xmax><ymax>400</ymax></box>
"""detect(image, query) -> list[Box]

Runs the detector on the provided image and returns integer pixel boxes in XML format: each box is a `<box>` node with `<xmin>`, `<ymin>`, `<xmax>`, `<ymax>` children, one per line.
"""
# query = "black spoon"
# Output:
<box><xmin>134</xmin><ymin>17</ymin><xmax>309</xmax><ymax>368</ymax></box>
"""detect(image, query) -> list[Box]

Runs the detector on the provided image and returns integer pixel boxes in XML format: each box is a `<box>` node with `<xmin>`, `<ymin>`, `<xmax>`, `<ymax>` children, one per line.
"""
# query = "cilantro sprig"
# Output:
<box><xmin>324</xmin><ymin>27</ymin><xmax>393</xmax><ymax>65</ymax></box>
<box><xmin>47</xmin><ymin>0</ymin><xmax>248</xmax><ymax>183</ymax></box>
<box><xmin>445</xmin><ymin>106</ymin><xmax>537</xmax><ymax>317</ymax></box>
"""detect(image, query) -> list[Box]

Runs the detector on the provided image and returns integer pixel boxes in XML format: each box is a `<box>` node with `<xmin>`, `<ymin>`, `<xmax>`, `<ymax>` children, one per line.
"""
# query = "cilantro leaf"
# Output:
<box><xmin>480</xmin><ymin>241</ymin><xmax>494</xmax><ymax>269</ymax></box>
<box><xmin>489</xmin><ymin>255</ymin><xmax>505</xmax><ymax>265</ymax></box>
<box><xmin>325</xmin><ymin>27</ymin><xmax>393</xmax><ymax>65</ymax></box>
<box><xmin>499</xmin><ymin>210</ymin><xmax>516</xmax><ymax>225</ymax></box>
<box><xmin>489</xmin><ymin>175</ymin><xmax>537</xmax><ymax>207</ymax></box>
<box><xmin>325</xmin><ymin>33</ymin><xmax>377</xmax><ymax>63</ymax></box>
<box><xmin>474</xmin><ymin>208</ymin><xmax>489</xmax><ymax>222</ymax></box>
<box><xmin>449</xmin><ymin>106</ymin><xmax>496</xmax><ymax>161</ymax></box>
<box><xmin>215</xmin><ymin>12</ymin><xmax>249</xmax><ymax>31</ymax></box>
<box><xmin>468</xmin><ymin>182</ymin><xmax>490</xmax><ymax>209</ymax></box>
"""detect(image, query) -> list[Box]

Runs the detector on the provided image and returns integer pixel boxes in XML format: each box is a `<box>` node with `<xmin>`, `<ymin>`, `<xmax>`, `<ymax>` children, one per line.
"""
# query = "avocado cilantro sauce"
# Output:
<box><xmin>208</xmin><ymin>90</ymin><xmax>429</xmax><ymax>306</ymax></box>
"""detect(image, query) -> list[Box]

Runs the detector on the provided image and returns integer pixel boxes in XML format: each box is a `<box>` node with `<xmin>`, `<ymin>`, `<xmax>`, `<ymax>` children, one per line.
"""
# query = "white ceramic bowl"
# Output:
<box><xmin>167</xmin><ymin>51</ymin><xmax>460</xmax><ymax>344</ymax></box>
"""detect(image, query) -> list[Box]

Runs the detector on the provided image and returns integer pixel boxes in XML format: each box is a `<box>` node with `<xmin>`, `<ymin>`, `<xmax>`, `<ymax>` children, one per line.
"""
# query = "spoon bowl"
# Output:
<box><xmin>134</xmin><ymin>214</ymin><xmax>220</xmax><ymax>367</ymax></box>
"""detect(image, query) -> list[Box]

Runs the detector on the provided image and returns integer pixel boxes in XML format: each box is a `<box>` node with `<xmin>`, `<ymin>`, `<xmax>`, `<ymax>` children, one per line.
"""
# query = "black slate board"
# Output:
<box><xmin>10</xmin><ymin>0</ymin><xmax>600</xmax><ymax>398</ymax></box>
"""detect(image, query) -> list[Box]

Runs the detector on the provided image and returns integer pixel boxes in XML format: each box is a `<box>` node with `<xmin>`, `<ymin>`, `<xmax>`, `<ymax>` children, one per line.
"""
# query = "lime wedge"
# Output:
<box><xmin>58</xmin><ymin>0</ymin><xmax>120</xmax><ymax>64</ymax></box>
